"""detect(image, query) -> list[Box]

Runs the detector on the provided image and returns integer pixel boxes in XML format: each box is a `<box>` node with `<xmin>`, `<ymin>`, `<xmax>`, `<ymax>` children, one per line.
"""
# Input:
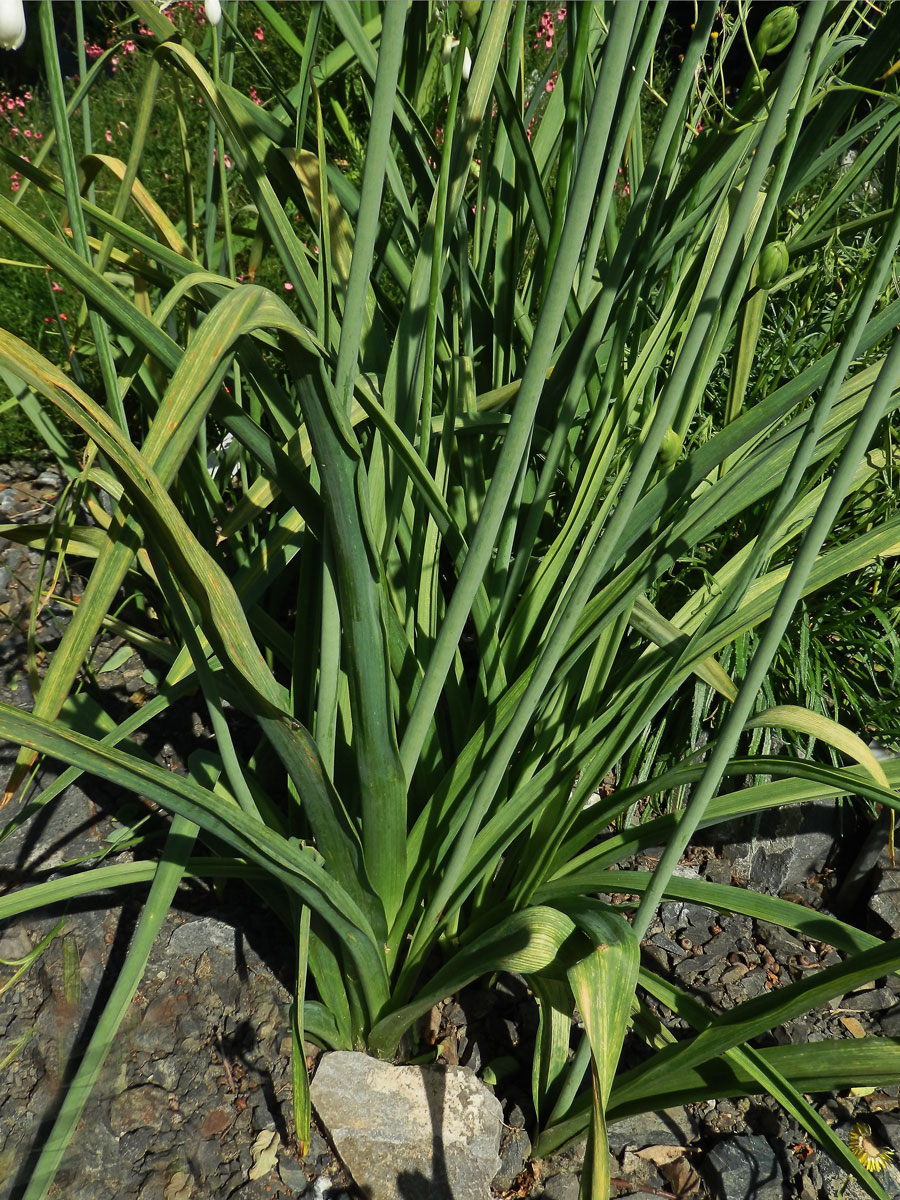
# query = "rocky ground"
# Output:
<box><xmin>1</xmin><ymin>459</ymin><xmax>899</xmax><ymax>1200</ymax></box>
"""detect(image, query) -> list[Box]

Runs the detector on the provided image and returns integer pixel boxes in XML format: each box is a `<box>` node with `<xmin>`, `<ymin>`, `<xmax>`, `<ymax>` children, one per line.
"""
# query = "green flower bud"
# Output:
<box><xmin>757</xmin><ymin>241</ymin><xmax>789</xmax><ymax>288</ymax></box>
<box><xmin>657</xmin><ymin>427</ymin><xmax>683</xmax><ymax>468</ymax></box>
<box><xmin>460</xmin><ymin>0</ymin><xmax>481</xmax><ymax>26</ymax></box>
<box><xmin>752</xmin><ymin>6</ymin><xmax>798</xmax><ymax>59</ymax></box>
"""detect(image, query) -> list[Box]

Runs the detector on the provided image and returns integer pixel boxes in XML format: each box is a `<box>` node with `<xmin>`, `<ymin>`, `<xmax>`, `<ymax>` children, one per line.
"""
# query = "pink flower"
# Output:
<box><xmin>51</xmin><ymin>281</ymin><xmax>63</xmax><ymax>292</ymax></box>
<box><xmin>105</xmin><ymin>130</ymin><xmax>113</xmax><ymax>143</ymax></box>
<box><xmin>557</xmin><ymin>7</ymin><xmax>566</xmax><ymax>18</ymax></box>
<box><xmin>283</xmin><ymin>281</ymin><xmax>294</xmax><ymax>291</ymax></box>
<box><xmin>253</xmin><ymin>26</ymin><xmax>265</xmax><ymax>41</ymax></box>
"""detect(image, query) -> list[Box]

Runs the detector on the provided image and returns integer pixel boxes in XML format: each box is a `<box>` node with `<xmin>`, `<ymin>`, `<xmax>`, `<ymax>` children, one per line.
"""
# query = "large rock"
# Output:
<box><xmin>608</xmin><ymin>1107</ymin><xmax>700</xmax><ymax>1153</ymax></box>
<box><xmin>310</xmin><ymin>1051</ymin><xmax>503</xmax><ymax>1200</ymax></box>
<box><xmin>709</xmin><ymin>799</ymin><xmax>836</xmax><ymax>894</ymax></box>
<box><xmin>703</xmin><ymin>1134</ymin><xmax>784</xmax><ymax>1199</ymax></box>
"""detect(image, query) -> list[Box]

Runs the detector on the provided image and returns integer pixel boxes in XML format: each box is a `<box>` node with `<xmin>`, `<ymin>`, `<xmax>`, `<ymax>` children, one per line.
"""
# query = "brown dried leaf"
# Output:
<box><xmin>636</xmin><ymin>1144</ymin><xmax>691</xmax><ymax>1166</ymax></box>
<box><xmin>660</xmin><ymin>1155</ymin><xmax>702</xmax><ymax>1195</ymax></box>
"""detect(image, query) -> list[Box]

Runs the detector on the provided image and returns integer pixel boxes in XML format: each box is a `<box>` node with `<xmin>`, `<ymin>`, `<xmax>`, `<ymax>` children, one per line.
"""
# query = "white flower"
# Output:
<box><xmin>441</xmin><ymin>33</ymin><xmax>472</xmax><ymax>81</ymax></box>
<box><xmin>0</xmin><ymin>0</ymin><xmax>26</xmax><ymax>51</ymax></box>
<box><xmin>205</xmin><ymin>0</ymin><xmax>222</xmax><ymax>26</ymax></box>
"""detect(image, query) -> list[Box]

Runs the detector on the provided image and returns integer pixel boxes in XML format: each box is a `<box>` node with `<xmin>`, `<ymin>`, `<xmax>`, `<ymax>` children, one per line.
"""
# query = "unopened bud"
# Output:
<box><xmin>752</xmin><ymin>6</ymin><xmax>798</xmax><ymax>59</ymax></box>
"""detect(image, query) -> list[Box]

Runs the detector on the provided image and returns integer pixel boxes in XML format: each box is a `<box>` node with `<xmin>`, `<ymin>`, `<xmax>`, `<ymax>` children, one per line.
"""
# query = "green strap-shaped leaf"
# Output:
<box><xmin>565</xmin><ymin>906</ymin><xmax>639</xmax><ymax>1200</ymax></box>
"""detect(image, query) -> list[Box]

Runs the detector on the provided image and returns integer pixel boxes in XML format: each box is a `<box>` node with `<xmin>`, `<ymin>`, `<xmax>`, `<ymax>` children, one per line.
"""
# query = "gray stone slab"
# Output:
<box><xmin>703</xmin><ymin>1134</ymin><xmax>783</xmax><ymax>1199</ymax></box>
<box><xmin>608</xmin><ymin>1107</ymin><xmax>700</xmax><ymax>1153</ymax></box>
<box><xmin>710</xmin><ymin>800</ymin><xmax>836</xmax><ymax>894</ymax></box>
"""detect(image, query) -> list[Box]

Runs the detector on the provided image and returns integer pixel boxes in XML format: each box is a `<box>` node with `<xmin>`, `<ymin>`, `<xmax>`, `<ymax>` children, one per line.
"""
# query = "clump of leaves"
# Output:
<box><xmin>2</xmin><ymin>4</ymin><xmax>900</xmax><ymax>1199</ymax></box>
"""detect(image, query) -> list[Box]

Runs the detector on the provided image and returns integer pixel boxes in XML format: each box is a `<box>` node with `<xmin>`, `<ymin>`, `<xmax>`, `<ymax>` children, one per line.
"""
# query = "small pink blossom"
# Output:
<box><xmin>105</xmin><ymin>130</ymin><xmax>113</xmax><ymax>143</ymax></box>
<box><xmin>51</xmin><ymin>281</ymin><xmax>63</xmax><ymax>292</ymax></box>
<box><xmin>253</xmin><ymin>26</ymin><xmax>265</xmax><ymax>41</ymax></box>
<box><xmin>283</xmin><ymin>281</ymin><xmax>294</xmax><ymax>291</ymax></box>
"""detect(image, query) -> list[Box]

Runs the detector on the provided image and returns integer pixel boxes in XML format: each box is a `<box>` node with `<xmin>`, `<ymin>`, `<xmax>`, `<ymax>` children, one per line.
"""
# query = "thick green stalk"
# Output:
<box><xmin>334</xmin><ymin>0</ymin><xmax>406</xmax><ymax>414</ymax></box>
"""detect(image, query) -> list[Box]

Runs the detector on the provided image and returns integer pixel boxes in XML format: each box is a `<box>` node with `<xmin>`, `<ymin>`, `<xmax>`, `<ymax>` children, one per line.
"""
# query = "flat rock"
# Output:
<box><xmin>310</xmin><ymin>1051</ymin><xmax>502</xmax><ymax>1200</ymax></box>
<box><xmin>869</xmin><ymin>866</ymin><xmax>900</xmax><ymax>935</ymax></box>
<box><xmin>108</xmin><ymin>1084</ymin><xmax>170</xmax><ymax>1137</ymax></box>
<box><xmin>703</xmin><ymin>1134</ymin><xmax>783</xmax><ymax>1199</ymax></box>
<box><xmin>711</xmin><ymin>799</ymin><xmax>836</xmax><ymax>894</ymax></box>
<box><xmin>608</xmin><ymin>1107</ymin><xmax>700</xmax><ymax>1153</ymax></box>
<box><xmin>536</xmin><ymin>1171</ymin><xmax>580</xmax><ymax>1200</ymax></box>
<box><xmin>166</xmin><ymin>915</ymin><xmax>239</xmax><ymax>960</ymax></box>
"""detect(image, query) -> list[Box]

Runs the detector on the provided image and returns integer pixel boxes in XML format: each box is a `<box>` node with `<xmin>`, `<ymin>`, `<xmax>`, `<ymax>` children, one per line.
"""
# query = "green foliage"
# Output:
<box><xmin>2</xmin><ymin>3</ymin><xmax>900</xmax><ymax>1198</ymax></box>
